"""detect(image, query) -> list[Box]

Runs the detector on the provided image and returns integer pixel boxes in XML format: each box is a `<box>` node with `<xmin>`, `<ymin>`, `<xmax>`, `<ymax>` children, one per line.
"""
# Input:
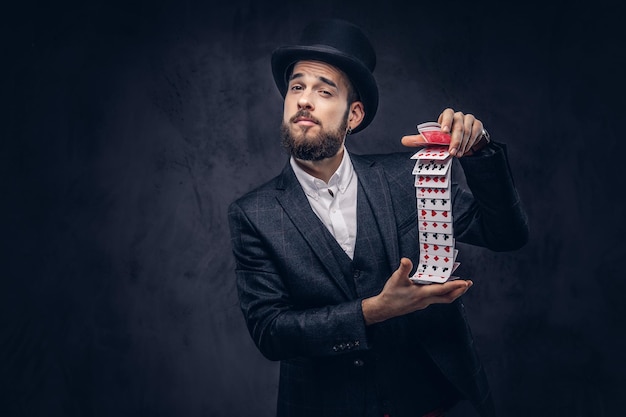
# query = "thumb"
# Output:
<box><xmin>401</xmin><ymin>134</ymin><xmax>427</xmax><ymax>147</ymax></box>
<box><xmin>396</xmin><ymin>257</ymin><xmax>413</xmax><ymax>278</ymax></box>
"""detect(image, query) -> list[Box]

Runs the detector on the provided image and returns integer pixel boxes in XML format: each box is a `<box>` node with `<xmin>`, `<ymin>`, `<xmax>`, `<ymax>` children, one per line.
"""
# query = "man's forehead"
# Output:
<box><xmin>291</xmin><ymin>60</ymin><xmax>349</xmax><ymax>84</ymax></box>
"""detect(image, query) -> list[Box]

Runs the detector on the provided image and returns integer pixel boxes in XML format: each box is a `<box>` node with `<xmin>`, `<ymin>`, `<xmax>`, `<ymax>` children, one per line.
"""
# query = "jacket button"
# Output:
<box><xmin>333</xmin><ymin>345</ymin><xmax>339</xmax><ymax>352</ymax></box>
<box><xmin>353</xmin><ymin>270</ymin><xmax>361</xmax><ymax>278</ymax></box>
<box><xmin>353</xmin><ymin>359</ymin><xmax>364</xmax><ymax>367</ymax></box>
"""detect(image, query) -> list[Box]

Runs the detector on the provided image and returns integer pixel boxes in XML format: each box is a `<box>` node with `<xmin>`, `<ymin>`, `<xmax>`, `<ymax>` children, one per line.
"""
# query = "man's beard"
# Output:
<box><xmin>280</xmin><ymin>110</ymin><xmax>348</xmax><ymax>161</ymax></box>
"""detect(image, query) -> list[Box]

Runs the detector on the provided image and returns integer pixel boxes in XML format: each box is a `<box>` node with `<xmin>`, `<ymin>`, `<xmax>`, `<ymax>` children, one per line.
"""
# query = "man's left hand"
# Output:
<box><xmin>401</xmin><ymin>108</ymin><xmax>489</xmax><ymax>157</ymax></box>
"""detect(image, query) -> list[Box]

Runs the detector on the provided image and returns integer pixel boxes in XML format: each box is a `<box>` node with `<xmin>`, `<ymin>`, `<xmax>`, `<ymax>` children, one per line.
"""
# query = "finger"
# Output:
<box><xmin>448</xmin><ymin>111</ymin><xmax>465</xmax><ymax>156</ymax></box>
<box><xmin>437</xmin><ymin>108</ymin><xmax>455</xmax><ymax>132</ymax></box>
<box><xmin>401</xmin><ymin>134</ymin><xmax>427</xmax><ymax>147</ymax></box>
<box><xmin>426</xmin><ymin>280</ymin><xmax>471</xmax><ymax>296</ymax></box>
<box><xmin>425</xmin><ymin>288</ymin><xmax>469</xmax><ymax>304</ymax></box>
<box><xmin>469</xmin><ymin>120</ymin><xmax>484</xmax><ymax>152</ymax></box>
<box><xmin>424</xmin><ymin>280</ymin><xmax>472</xmax><ymax>302</ymax></box>
<box><xmin>457</xmin><ymin>114</ymin><xmax>476</xmax><ymax>157</ymax></box>
<box><xmin>397</xmin><ymin>257</ymin><xmax>413</xmax><ymax>277</ymax></box>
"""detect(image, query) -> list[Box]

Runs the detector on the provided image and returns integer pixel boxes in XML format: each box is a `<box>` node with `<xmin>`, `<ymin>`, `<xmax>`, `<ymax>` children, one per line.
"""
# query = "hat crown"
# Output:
<box><xmin>298</xmin><ymin>19</ymin><xmax>376</xmax><ymax>72</ymax></box>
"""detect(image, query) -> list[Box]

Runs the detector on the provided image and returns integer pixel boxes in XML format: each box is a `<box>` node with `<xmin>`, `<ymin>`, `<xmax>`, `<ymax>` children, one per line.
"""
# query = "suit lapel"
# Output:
<box><xmin>275</xmin><ymin>163</ymin><xmax>356</xmax><ymax>299</ymax></box>
<box><xmin>351</xmin><ymin>154</ymin><xmax>400</xmax><ymax>272</ymax></box>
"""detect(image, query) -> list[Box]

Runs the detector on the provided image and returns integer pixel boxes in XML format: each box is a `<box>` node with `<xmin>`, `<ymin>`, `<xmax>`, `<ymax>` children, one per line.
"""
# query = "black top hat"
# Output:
<box><xmin>271</xmin><ymin>19</ymin><xmax>378</xmax><ymax>134</ymax></box>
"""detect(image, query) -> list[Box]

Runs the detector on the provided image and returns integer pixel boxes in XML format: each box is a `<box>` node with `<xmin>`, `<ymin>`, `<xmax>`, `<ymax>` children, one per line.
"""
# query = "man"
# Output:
<box><xmin>228</xmin><ymin>18</ymin><xmax>528</xmax><ymax>417</ymax></box>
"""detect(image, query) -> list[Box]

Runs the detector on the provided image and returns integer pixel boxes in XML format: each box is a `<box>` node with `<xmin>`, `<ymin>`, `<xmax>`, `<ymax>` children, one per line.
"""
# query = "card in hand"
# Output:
<box><xmin>417</xmin><ymin>122</ymin><xmax>451</xmax><ymax>145</ymax></box>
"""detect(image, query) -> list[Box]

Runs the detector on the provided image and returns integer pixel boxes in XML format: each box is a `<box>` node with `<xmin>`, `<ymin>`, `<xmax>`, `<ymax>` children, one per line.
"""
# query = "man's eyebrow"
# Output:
<box><xmin>289</xmin><ymin>73</ymin><xmax>339</xmax><ymax>89</ymax></box>
<box><xmin>319</xmin><ymin>76</ymin><xmax>338</xmax><ymax>89</ymax></box>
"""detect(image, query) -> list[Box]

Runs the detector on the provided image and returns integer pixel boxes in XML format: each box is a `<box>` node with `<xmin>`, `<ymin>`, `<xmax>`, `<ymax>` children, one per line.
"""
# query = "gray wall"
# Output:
<box><xmin>3</xmin><ymin>0</ymin><xmax>624</xmax><ymax>416</ymax></box>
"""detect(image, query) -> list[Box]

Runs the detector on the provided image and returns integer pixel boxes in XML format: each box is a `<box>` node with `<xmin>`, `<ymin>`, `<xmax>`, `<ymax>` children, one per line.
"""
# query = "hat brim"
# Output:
<box><xmin>271</xmin><ymin>45</ymin><xmax>378</xmax><ymax>134</ymax></box>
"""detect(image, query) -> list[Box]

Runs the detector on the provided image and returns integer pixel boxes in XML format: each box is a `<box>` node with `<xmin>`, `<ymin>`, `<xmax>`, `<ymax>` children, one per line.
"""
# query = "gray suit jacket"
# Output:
<box><xmin>228</xmin><ymin>144</ymin><xmax>528</xmax><ymax>417</ymax></box>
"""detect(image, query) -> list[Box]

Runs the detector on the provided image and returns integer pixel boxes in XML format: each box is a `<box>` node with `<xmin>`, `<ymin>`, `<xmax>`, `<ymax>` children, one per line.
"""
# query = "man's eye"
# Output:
<box><xmin>320</xmin><ymin>90</ymin><xmax>332</xmax><ymax>96</ymax></box>
<box><xmin>290</xmin><ymin>85</ymin><xmax>303</xmax><ymax>91</ymax></box>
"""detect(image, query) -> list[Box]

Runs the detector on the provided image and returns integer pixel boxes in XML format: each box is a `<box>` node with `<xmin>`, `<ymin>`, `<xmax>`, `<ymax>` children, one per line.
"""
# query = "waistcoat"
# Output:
<box><xmin>321</xmin><ymin>183</ymin><xmax>459</xmax><ymax>416</ymax></box>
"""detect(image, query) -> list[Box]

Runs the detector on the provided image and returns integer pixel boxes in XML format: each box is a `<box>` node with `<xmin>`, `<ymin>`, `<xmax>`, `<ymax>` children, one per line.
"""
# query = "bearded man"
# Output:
<box><xmin>228</xmin><ymin>18</ymin><xmax>528</xmax><ymax>417</ymax></box>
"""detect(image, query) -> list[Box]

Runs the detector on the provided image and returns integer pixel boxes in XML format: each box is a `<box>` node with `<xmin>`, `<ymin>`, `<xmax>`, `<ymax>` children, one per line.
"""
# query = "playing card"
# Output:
<box><xmin>411</xmin><ymin>146</ymin><xmax>450</xmax><ymax>161</ymax></box>
<box><xmin>412</xmin><ymin>159</ymin><xmax>452</xmax><ymax>176</ymax></box>
<box><xmin>419</xmin><ymin>248</ymin><xmax>458</xmax><ymax>266</ymax></box>
<box><xmin>414</xmin><ymin>174</ymin><xmax>449</xmax><ymax>188</ymax></box>
<box><xmin>418</xmin><ymin>220</ymin><xmax>453</xmax><ymax>234</ymax></box>
<box><xmin>416</xmin><ymin>187</ymin><xmax>451</xmax><ymax>199</ymax></box>
<box><xmin>421</xmin><ymin>242</ymin><xmax>455</xmax><ymax>256</ymax></box>
<box><xmin>410</xmin><ymin>274</ymin><xmax>449</xmax><ymax>284</ymax></box>
<box><xmin>418</xmin><ymin>208</ymin><xmax>452</xmax><ymax>222</ymax></box>
<box><xmin>415</xmin><ymin>262</ymin><xmax>454</xmax><ymax>277</ymax></box>
<box><xmin>417</xmin><ymin>197</ymin><xmax>451</xmax><ymax>211</ymax></box>
<box><xmin>410</xmin><ymin>269</ymin><xmax>461</xmax><ymax>285</ymax></box>
<box><xmin>420</xmin><ymin>231</ymin><xmax>453</xmax><ymax>245</ymax></box>
<box><xmin>417</xmin><ymin>122</ymin><xmax>451</xmax><ymax>145</ymax></box>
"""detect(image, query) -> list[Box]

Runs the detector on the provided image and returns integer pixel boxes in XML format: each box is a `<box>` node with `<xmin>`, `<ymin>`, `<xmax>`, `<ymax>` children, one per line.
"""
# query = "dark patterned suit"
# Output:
<box><xmin>228</xmin><ymin>144</ymin><xmax>528</xmax><ymax>417</ymax></box>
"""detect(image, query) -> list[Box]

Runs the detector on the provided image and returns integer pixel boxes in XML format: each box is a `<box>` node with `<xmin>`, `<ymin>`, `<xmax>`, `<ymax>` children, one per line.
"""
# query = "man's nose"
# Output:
<box><xmin>297</xmin><ymin>90</ymin><xmax>314</xmax><ymax>110</ymax></box>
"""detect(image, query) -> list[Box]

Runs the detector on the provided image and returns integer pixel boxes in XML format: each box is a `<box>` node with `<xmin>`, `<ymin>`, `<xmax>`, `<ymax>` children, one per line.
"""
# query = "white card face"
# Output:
<box><xmin>419</xmin><ymin>249</ymin><xmax>458</xmax><ymax>267</ymax></box>
<box><xmin>416</xmin><ymin>262</ymin><xmax>454</xmax><ymax>277</ymax></box>
<box><xmin>414</xmin><ymin>174</ymin><xmax>449</xmax><ymax>188</ymax></box>
<box><xmin>421</xmin><ymin>242</ymin><xmax>455</xmax><ymax>256</ymax></box>
<box><xmin>418</xmin><ymin>208</ymin><xmax>452</xmax><ymax>222</ymax></box>
<box><xmin>420</xmin><ymin>231</ymin><xmax>454</xmax><ymax>245</ymax></box>
<box><xmin>412</xmin><ymin>159</ymin><xmax>452</xmax><ymax>176</ymax></box>
<box><xmin>410</xmin><ymin>273</ymin><xmax>449</xmax><ymax>284</ymax></box>
<box><xmin>413</xmin><ymin>261</ymin><xmax>460</xmax><ymax>282</ymax></box>
<box><xmin>417</xmin><ymin>198</ymin><xmax>451</xmax><ymax>211</ymax></box>
<box><xmin>411</xmin><ymin>146</ymin><xmax>450</xmax><ymax>161</ymax></box>
<box><xmin>416</xmin><ymin>187</ymin><xmax>451</xmax><ymax>199</ymax></box>
<box><xmin>418</xmin><ymin>220</ymin><xmax>452</xmax><ymax>234</ymax></box>
<box><xmin>411</xmin><ymin>274</ymin><xmax>460</xmax><ymax>285</ymax></box>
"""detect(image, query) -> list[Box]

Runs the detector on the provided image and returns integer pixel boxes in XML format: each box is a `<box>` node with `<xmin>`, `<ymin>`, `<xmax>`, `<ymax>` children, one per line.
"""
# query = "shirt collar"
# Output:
<box><xmin>290</xmin><ymin>147</ymin><xmax>355</xmax><ymax>201</ymax></box>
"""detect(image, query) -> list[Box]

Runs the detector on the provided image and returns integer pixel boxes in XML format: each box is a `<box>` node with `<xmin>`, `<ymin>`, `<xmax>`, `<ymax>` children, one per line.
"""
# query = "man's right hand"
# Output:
<box><xmin>361</xmin><ymin>258</ymin><xmax>473</xmax><ymax>325</ymax></box>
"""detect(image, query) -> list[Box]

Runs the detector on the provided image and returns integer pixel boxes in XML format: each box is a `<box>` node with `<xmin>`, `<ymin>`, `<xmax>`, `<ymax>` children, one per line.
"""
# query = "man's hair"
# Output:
<box><xmin>345</xmin><ymin>77</ymin><xmax>359</xmax><ymax>106</ymax></box>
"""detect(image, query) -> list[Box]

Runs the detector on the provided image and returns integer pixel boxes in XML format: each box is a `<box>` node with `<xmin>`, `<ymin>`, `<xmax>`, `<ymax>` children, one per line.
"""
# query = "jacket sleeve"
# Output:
<box><xmin>452</xmin><ymin>142</ymin><xmax>529</xmax><ymax>251</ymax></box>
<box><xmin>228</xmin><ymin>200</ymin><xmax>370</xmax><ymax>361</ymax></box>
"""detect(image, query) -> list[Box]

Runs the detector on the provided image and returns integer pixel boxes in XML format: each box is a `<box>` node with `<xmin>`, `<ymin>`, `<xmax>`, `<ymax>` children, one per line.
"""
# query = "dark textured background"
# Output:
<box><xmin>2</xmin><ymin>0</ymin><xmax>624</xmax><ymax>416</ymax></box>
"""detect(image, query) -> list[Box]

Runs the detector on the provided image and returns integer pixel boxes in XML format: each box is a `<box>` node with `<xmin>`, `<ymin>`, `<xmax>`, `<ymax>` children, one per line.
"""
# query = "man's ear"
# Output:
<box><xmin>348</xmin><ymin>101</ymin><xmax>365</xmax><ymax>131</ymax></box>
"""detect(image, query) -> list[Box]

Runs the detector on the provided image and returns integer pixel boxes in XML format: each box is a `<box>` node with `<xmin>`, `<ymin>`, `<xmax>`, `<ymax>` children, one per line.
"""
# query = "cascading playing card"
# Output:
<box><xmin>409</xmin><ymin>121</ymin><xmax>459</xmax><ymax>285</ymax></box>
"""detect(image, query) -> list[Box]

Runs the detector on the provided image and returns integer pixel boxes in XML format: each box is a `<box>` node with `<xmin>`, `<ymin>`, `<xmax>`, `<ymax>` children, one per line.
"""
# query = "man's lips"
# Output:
<box><xmin>293</xmin><ymin>117</ymin><xmax>319</xmax><ymax>125</ymax></box>
<box><xmin>291</xmin><ymin>112</ymin><xmax>320</xmax><ymax>126</ymax></box>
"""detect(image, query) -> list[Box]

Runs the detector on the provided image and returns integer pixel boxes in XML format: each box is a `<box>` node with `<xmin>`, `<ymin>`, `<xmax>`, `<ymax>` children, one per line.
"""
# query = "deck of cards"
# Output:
<box><xmin>410</xmin><ymin>122</ymin><xmax>460</xmax><ymax>285</ymax></box>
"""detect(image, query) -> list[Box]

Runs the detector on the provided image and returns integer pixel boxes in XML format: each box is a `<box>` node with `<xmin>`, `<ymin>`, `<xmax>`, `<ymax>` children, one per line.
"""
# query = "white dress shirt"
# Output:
<box><xmin>290</xmin><ymin>148</ymin><xmax>358</xmax><ymax>259</ymax></box>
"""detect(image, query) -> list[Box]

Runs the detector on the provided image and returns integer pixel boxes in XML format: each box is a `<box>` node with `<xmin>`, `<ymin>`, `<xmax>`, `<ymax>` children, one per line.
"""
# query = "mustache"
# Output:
<box><xmin>290</xmin><ymin>110</ymin><xmax>320</xmax><ymax>125</ymax></box>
